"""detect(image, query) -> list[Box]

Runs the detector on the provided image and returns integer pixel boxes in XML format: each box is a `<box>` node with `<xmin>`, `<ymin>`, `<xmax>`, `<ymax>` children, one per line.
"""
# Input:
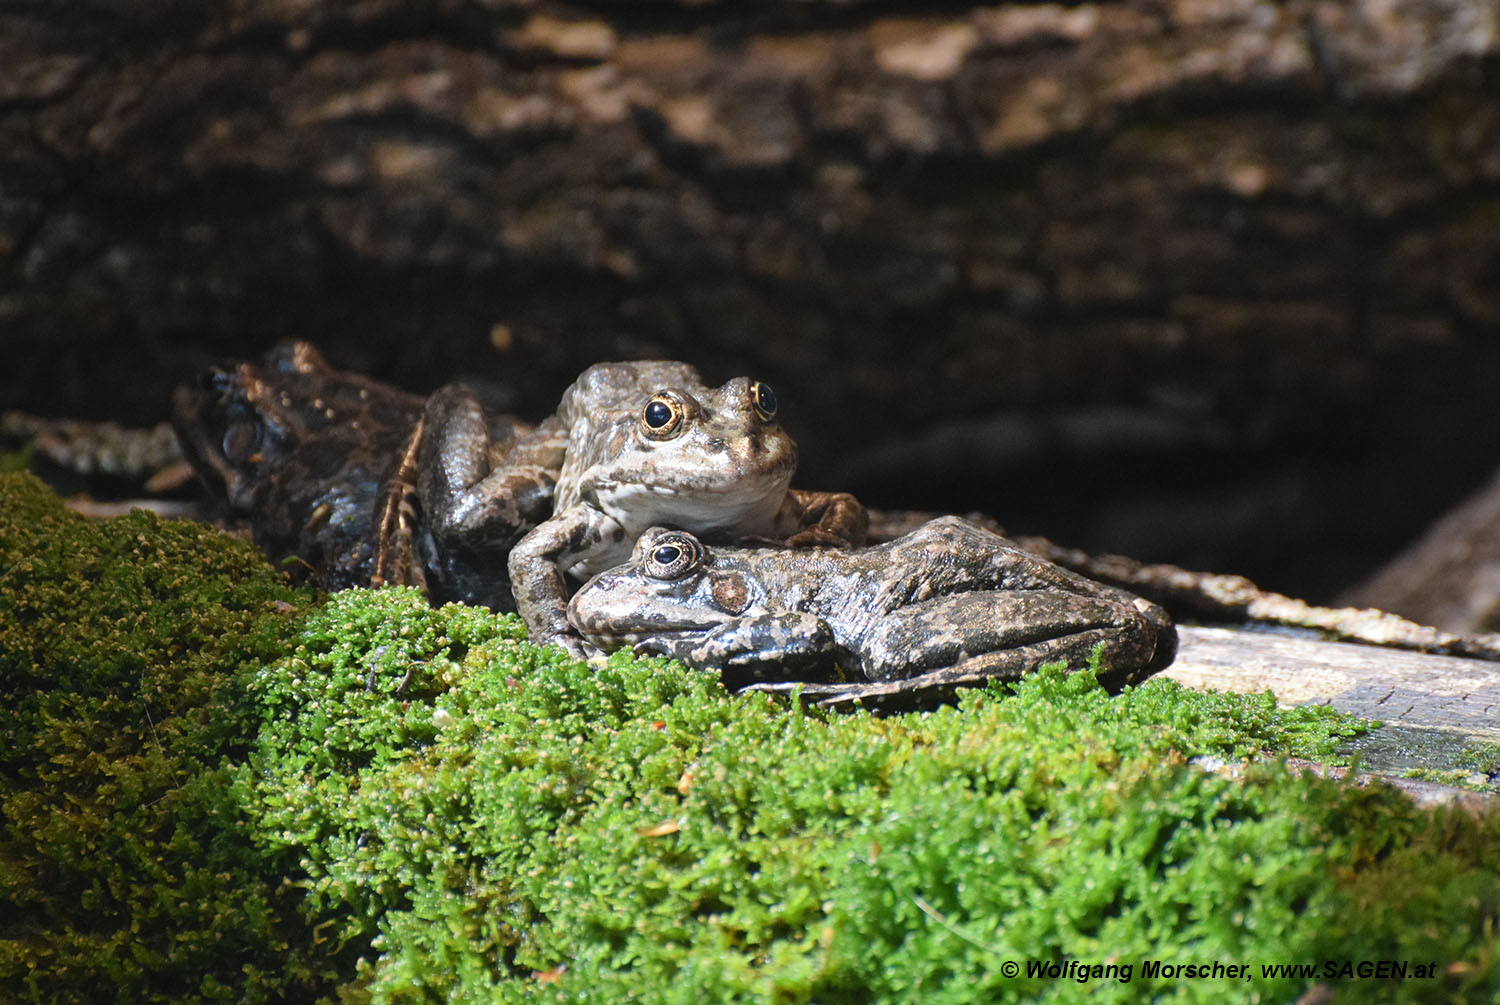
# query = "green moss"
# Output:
<box><xmin>0</xmin><ymin>447</ymin><xmax>32</xmax><ymax>474</ymax></box>
<box><xmin>0</xmin><ymin>472</ymin><xmax>329</xmax><ymax>1003</ymax></box>
<box><xmin>241</xmin><ymin>595</ymin><xmax>1494</xmax><ymax>1003</ymax></box>
<box><xmin>4</xmin><ymin>470</ymin><xmax>1498</xmax><ymax>1004</ymax></box>
<box><xmin>1455</xmin><ymin>742</ymin><xmax>1500</xmax><ymax>777</ymax></box>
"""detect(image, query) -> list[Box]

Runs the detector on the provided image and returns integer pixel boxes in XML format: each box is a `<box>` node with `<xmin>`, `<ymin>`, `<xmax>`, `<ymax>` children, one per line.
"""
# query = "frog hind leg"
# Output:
<box><xmin>378</xmin><ymin>383</ymin><xmax>560</xmax><ymax>610</ymax></box>
<box><xmin>772</xmin><ymin>590</ymin><xmax>1173</xmax><ymax>711</ymax></box>
<box><xmin>372</xmin><ymin>417</ymin><xmax>430</xmax><ymax>592</ymax></box>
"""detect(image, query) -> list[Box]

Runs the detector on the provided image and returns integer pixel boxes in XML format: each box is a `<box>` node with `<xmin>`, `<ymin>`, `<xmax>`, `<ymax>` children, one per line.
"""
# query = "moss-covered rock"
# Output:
<box><xmin>3</xmin><ymin>471</ymin><xmax>1498</xmax><ymax>1003</ymax></box>
<box><xmin>0</xmin><ymin>472</ymin><xmax>329</xmax><ymax>1002</ymax></box>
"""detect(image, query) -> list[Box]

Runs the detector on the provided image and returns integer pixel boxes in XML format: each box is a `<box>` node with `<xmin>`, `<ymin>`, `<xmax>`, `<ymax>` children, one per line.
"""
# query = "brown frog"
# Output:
<box><xmin>172</xmin><ymin>341</ymin><xmax>561</xmax><ymax>609</ymax></box>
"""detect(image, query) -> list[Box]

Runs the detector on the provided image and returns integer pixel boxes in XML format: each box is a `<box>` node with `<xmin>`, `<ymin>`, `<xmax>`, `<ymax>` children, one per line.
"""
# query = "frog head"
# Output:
<box><xmin>171</xmin><ymin>341</ymin><xmax>418</xmax><ymax>511</ymax></box>
<box><xmin>568</xmin><ymin>527</ymin><xmax>760</xmax><ymax>649</ymax></box>
<box><xmin>555</xmin><ymin>362</ymin><xmax>799</xmax><ymax>534</ymax></box>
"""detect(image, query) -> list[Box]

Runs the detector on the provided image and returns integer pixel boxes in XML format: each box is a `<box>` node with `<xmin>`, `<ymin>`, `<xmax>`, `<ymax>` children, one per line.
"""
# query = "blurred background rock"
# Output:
<box><xmin>4</xmin><ymin>0</ymin><xmax>1498</xmax><ymax>605</ymax></box>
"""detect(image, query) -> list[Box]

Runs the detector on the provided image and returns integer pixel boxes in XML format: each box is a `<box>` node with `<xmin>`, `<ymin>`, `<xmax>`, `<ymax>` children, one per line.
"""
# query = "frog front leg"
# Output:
<box><xmin>632</xmin><ymin>612</ymin><xmax>843</xmax><ymax>686</ymax></box>
<box><xmin>769</xmin><ymin>489</ymin><xmax>868</xmax><ymax>548</ymax></box>
<box><xmin>508</xmin><ymin>506</ymin><xmax>621</xmax><ymax>658</ymax></box>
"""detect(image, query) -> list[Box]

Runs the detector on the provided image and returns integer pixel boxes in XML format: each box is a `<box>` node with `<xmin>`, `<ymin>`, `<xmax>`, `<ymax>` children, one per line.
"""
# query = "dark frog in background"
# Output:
<box><xmin>172</xmin><ymin>341</ymin><xmax>563</xmax><ymax>609</ymax></box>
<box><xmin>569</xmin><ymin>516</ymin><xmax>1177</xmax><ymax>708</ymax></box>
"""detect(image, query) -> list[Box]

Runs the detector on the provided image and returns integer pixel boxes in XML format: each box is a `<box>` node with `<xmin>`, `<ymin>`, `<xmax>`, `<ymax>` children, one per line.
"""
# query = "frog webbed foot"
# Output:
<box><xmin>775</xmin><ymin>489</ymin><xmax>869</xmax><ymax>550</ymax></box>
<box><xmin>781</xmin><ymin>525</ymin><xmax>860</xmax><ymax>550</ymax></box>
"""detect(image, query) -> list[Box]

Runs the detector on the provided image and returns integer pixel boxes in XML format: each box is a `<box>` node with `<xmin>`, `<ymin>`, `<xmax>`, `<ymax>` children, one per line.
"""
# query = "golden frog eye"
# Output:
<box><xmin>644</xmin><ymin>532</ymin><xmax>703</xmax><ymax>580</ymax></box>
<box><xmin>750</xmin><ymin>381</ymin><xmax>778</xmax><ymax>422</ymax></box>
<box><xmin>641</xmin><ymin>392</ymin><xmax>685</xmax><ymax>439</ymax></box>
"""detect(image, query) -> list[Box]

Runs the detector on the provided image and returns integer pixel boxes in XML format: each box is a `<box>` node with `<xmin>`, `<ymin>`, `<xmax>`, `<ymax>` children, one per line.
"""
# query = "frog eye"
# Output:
<box><xmin>221</xmin><ymin>417</ymin><xmax>263</xmax><ymax>464</ymax></box>
<box><xmin>641</xmin><ymin>392</ymin><xmax>684</xmax><ymax>439</ymax></box>
<box><xmin>644</xmin><ymin>532</ymin><xmax>703</xmax><ymax>580</ymax></box>
<box><xmin>750</xmin><ymin>381</ymin><xmax>778</xmax><ymax>422</ymax></box>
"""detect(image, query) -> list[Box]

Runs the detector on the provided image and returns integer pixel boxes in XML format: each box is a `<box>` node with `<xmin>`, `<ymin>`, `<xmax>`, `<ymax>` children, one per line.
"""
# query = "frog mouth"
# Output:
<box><xmin>595</xmin><ymin>468</ymin><xmax>795</xmax><ymax>529</ymax></box>
<box><xmin>574</xmin><ymin>625</ymin><xmax>712</xmax><ymax>650</ymax></box>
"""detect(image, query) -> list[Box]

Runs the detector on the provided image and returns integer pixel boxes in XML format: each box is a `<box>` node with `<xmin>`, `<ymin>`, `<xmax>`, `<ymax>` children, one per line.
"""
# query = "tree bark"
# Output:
<box><xmin>5</xmin><ymin>0</ymin><xmax>1500</xmax><ymax>595</ymax></box>
<box><xmin>1341</xmin><ymin>463</ymin><xmax>1500</xmax><ymax>634</ymax></box>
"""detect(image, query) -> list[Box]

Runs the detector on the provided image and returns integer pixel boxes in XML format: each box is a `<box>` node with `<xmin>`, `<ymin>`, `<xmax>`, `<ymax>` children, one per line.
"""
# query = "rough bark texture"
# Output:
<box><xmin>5</xmin><ymin>0</ymin><xmax>1500</xmax><ymax>596</ymax></box>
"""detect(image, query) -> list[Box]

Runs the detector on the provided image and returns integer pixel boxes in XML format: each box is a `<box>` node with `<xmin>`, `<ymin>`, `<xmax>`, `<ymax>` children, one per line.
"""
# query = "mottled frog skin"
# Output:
<box><xmin>172</xmin><ymin>341</ymin><xmax>560</xmax><ymax>609</ymax></box>
<box><xmin>509</xmin><ymin>361</ymin><xmax>867</xmax><ymax>657</ymax></box>
<box><xmin>568</xmin><ymin>516</ymin><xmax>1176</xmax><ymax>707</ymax></box>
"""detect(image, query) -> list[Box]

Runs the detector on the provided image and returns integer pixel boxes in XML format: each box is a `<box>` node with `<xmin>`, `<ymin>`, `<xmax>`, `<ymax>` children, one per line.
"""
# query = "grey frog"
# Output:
<box><xmin>567</xmin><ymin>516</ymin><xmax>1176</xmax><ymax>708</ymax></box>
<box><xmin>508</xmin><ymin>361</ymin><xmax>867</xmax><ymax>657</ymax></box>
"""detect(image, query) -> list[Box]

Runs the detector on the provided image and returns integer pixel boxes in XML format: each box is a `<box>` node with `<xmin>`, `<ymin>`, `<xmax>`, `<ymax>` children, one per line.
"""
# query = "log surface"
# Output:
<box><xmin>1165</xmin><ymin>624</ymin><xmax>1500</xmax><ymax>741</ymax></box>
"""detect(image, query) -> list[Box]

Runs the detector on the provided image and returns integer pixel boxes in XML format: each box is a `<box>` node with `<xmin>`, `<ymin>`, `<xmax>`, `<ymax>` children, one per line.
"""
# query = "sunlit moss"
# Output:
<box><xmin>244</xmin><ymin>591</ymin><xmax>1494</xmax><ymax>1004</ymax></box>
